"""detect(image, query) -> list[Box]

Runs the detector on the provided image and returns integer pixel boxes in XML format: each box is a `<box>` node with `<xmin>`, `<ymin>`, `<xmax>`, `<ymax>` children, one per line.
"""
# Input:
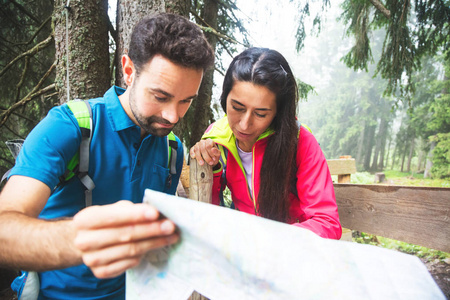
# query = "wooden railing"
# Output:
<box><xmin>184</xmin><ymin>156</ymin><xmax>450</xmax><ymax>252</ymax></box>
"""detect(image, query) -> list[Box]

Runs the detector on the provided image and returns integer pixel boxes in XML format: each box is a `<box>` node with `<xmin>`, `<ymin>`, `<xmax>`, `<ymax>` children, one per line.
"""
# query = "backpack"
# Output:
<box><xmin>1</xmin><ymin>99</ymin><xmax>179</xmax><ymax>207</ymax></box>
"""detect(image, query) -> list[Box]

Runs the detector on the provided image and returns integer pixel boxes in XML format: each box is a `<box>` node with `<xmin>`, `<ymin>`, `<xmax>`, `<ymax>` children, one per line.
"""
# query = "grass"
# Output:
<box><xmin>353</xmin><ymin>232</ymin><xmax>450</xmax><ymax>262</ymax></box>
<box><xmin>332</xmin><ymin>170</ymin><xmax>450</xmax><ymax>187</ymax></box>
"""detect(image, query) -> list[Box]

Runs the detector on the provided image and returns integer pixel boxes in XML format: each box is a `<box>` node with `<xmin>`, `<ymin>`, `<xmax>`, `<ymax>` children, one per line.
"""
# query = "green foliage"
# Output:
<box><xmin>291</xmin><ymin>0</ymin><xmax>331</xmax><ymax>52</ymax></box>
<box><xmin>337</xmin><ymin>0</ymin><xmax>450</xmax><ymax>99</ymax></box>
<box><xmin>430</xmin><ymin>133</ymin><xmax>450</xmax><ymax>179</ymax></box>
<box><xmin>354</xmin><ymin>232</ymin><xmax>450</xmax><ymax>261</ymax></box>
<box><xmin>296</xmin><ymin>79</ymin><xmax>316</xmax><ymax>100</ymax></box>
<box><xmin>340</xmin><ymin>0</ymin><xmax>373</xmax><ymax>71</ymax></box>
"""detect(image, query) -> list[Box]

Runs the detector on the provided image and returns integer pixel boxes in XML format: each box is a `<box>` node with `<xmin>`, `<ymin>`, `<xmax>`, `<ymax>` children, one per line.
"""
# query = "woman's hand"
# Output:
<box><xmin>190</xmin><ymin>139</ymin><xmax>221</xmax><ymax>167</ymax></box>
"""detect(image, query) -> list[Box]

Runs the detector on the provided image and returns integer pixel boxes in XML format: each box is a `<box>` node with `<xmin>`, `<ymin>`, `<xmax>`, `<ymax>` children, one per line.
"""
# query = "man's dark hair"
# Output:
<box><xmin>128</xmin><ymin>13</ymin><xmax>214</xmax><ymax>73</ymax></box>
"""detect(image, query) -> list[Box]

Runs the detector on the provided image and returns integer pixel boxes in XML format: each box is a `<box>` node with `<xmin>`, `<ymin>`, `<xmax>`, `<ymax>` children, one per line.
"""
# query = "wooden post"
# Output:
<box><xmin>327</xmin><ymin>155</ymin><xmax>356</xmax><ymax>183</ymax></box>
<box><xmin>188</xmin><ymin>158</ymin><xmax>212</xmax><ymax>300</ymax></box>
<box><xmin>188</xmin><ymin>158</ymin><xmax>213</xmax><ymax>203</ymax></box>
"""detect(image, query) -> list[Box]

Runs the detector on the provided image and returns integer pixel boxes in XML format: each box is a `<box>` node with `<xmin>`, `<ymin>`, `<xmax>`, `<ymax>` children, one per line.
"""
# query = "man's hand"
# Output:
<box><xmin>73</xmin><ymin>200</ymin><xmax>179</xmax><ymax>279</ymax></box>
<box><xmin>190</xmin><ymin>138</ymin><xmax>221</xmax><ymax>167</ymax></box>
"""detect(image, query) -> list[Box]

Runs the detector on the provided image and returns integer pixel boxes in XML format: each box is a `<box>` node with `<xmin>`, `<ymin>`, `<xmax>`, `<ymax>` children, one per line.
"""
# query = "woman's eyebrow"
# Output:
<box><xmin>231</xmin><ymin>99</ymin><xmax>272</xmax><ymax>111</ymax></box>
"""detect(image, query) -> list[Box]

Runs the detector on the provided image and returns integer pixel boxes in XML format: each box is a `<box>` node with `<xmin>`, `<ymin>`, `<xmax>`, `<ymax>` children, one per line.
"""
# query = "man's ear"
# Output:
<box><xmin>122</xmin><ymin>55</ymin><xmax>135</xmax><ymax>87</ymax></box>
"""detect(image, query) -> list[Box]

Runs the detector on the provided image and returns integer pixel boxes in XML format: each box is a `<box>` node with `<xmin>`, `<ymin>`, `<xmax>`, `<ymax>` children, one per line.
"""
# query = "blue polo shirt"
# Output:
<box><xmin>9</xmin><ymin>86</ymin><xmax>184</xmax><ymax>299</ymax></box>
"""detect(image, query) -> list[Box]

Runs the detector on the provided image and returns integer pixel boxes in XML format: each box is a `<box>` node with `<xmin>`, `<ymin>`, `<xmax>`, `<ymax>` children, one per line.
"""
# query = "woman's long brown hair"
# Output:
<box><xmin>220</xmin><ymin>48</ymin><xmax>298</xmax><ymax>222</ymax></box>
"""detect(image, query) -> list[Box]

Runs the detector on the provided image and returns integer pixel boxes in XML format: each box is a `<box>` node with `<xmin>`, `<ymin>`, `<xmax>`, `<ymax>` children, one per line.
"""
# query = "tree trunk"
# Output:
<box><xmin>382</xmin><ymin>134</ymin><xmax>391</xmax><ymax>170</ymax></box>
<box><xmin>371</xmin><ymin>118</ymin><xmax>388</xmax><ymax>171</ymax></box>
<box><xmin>174</xmin><ymin>0</ymin><xmax>218</xmax><ymax>148</ymax></box>
<box><xmin>115</xmin><ymin>0</ymin><xmax>189</xmax><ymax>88</ymax></box>
<box><xmin>424</xmin><ymin>141</ymin><xmax>436</xmax><ymax>178</ymax></box>
<box><xmin>390</xmin><ymin>144</ymin><xmax>397</xmax><ymax>170</ymax></box>
<box><xmin>363</xmin><ymin>124</ymin><xmax>376</xmax><ymax>171</ymax></box>
<box><xmin>355</xmin><ymin>120</ymin><xmax>366</xmax><ymax>166</ymax></box>
<box><xmin>54</xmin><ymin>0</ymin><xmax>110</xmax><ymax>103</ymax></box>
<box><xmin>400</xmin><ymin>142</ymin><xmax>408</xmax><ymax>172</ymax></box>
<box><xmin>406</xmin><ymin>138</ymin><xmax>415</xmax><ymax>172</ymax></box>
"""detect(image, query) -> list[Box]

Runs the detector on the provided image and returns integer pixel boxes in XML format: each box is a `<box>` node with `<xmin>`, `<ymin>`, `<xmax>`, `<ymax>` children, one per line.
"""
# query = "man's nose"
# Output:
<box><xmin>161</xmin><ymin>105</ymin><xmax>179</xmax><ymax>124</ymax></box>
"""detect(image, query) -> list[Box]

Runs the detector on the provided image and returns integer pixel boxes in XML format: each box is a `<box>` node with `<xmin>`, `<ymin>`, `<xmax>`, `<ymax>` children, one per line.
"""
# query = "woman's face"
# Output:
<box><xmin>226</xmin><ymin>81</ymin><xmax>277</xmax><ymax>152</ymax></box>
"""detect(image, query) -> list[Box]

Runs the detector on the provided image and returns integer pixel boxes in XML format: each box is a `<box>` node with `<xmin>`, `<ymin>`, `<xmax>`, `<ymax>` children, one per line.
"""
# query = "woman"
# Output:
<box><xmin>190</xmin><ymin>47</ymin><xmax>341</xmax><ymax>239</ymax></box>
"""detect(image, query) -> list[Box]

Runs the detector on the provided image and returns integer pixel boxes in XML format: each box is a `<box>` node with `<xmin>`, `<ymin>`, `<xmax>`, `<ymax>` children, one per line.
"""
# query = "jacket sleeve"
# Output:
<box><xmin>292</xmin><ymin>127</ymin><xmax>342</xmax><ymax>239</ymax></box>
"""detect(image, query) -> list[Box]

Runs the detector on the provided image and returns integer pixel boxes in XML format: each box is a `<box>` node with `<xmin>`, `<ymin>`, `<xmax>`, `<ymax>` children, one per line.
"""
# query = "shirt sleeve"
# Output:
<box><xmin>8</xmin><ymin>105</ymin><xmax>81</xmax><ymax>190</ymax></box>
<box><xmin>292</xmin><ymin>127</ymin><xmax>342</xmax><ymax>239</ymax></box>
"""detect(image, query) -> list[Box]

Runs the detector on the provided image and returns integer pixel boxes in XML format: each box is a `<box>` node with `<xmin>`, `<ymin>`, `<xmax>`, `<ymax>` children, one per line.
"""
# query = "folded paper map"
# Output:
<box><xmin>126</xmin><ymin>189</ymin><xmax>445</xmax><ymax>300</ymax></box>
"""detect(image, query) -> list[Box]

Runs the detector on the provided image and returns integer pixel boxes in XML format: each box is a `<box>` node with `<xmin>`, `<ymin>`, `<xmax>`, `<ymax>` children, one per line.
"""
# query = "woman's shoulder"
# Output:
<box><xmin>203</xmin><ymin>116</ymin><xmax>233</xmax><ymax>140</ymax></box>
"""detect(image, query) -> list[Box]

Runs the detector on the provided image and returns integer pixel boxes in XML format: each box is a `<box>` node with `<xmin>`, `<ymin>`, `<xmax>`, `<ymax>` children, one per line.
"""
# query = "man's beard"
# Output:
<box><xmin>129</xmin><ymin>91</ymin><xmax>175</xmax><ymax>137</ymax></box>
<box><xmin>134</xmin><ymin>113</ymin><xmax>174</xmax><ymax>137</ymax></box>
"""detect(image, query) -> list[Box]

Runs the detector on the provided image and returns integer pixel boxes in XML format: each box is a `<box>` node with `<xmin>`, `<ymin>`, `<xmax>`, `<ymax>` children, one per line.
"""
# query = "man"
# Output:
<box><xmin>0</xmin><ymin>13</ymin><xmax>214</xmax><ymax>299</ymax></box>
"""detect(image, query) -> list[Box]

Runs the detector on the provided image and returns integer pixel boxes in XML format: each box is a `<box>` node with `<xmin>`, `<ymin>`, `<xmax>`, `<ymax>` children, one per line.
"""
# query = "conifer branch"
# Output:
<box><xmin>0</xmin><ymin>35</ymin><xmax>53</xmax><ymax>78</ymax></box>
<box><xmin>0</xmin><ymin>63</ymin><xmax>56</xmax><ymax>128</ymax></box>
<box><xmin>190</xmin><ymin>9</ymin><xmax>247</xmax><ymax>46</ymax></box>
<box><xmin>368</xmin><ymin>0</ymin><xmax>391</xmax><ymax>19</ymax></box>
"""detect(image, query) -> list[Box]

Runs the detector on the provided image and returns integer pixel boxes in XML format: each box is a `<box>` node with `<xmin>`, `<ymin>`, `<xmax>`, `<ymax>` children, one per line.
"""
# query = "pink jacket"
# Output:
<box><xmin>202</xmin><ymin>117</ymin><xmax>342</xmax><ymax>239</ymax></box>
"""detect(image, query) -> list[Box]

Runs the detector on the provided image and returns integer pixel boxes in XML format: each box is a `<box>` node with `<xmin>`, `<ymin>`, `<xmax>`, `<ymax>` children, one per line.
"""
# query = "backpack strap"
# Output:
<box><xmin>65</xmin><ymin>100</ymin><xmax>95</xmax><ymax>207</ymax></box>
<box><xmin>166</xmin><ymin>132</ymin><xmax>178</xmax><ymax>189</ymax></box>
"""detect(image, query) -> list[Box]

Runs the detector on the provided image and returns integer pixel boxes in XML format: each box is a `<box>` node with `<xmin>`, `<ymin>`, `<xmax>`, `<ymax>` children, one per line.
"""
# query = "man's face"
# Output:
<box><xmin>128</xmin><ymin>54</ymin><xmax>203</xmax><ymax>137</ymax></box>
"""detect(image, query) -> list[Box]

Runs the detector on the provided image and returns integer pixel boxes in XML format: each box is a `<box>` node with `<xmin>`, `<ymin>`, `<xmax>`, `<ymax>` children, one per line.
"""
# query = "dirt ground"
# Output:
<box><xmin>421</xmin><ymin>257</ymin><xmax>450</xmax><ymax>299</ymax></box>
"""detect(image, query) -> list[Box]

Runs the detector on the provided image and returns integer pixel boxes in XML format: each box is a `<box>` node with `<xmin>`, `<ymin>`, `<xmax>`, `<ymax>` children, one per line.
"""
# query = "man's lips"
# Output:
<box><xmin>155</xmin><ymin>122</ymin><xmax>174</xmax><ymax>129</ymax></box>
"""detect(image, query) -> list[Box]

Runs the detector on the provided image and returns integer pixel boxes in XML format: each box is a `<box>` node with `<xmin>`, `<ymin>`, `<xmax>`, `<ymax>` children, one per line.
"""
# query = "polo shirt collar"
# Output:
<box><xmin>105</xmin><ymin>86</ymin><xmax>137</xmax><ymax>132</ymax></box>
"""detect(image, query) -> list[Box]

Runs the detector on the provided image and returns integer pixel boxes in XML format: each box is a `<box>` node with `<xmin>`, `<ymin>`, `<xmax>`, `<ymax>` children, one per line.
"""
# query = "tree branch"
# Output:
<box><xmin>0</xmin><ymin>63</ymin><xmax>56</xmax><ymax>128</ymax></box>
<box><xmin>9</xmin><ymin>0</ymin><xmax>41</xmax><ymax>24</ymax></box>
<box><xmin>0</xmin><ymin>35</ymin><xmax>53</xmax><ymax>78</ymax></box>
<box><xmin>190</xmin><ymin>9</ymin><xmax>247</xmax><ymax>47</ymax></box>
<box><xmin>368</xmin><ymin>0</ymin><xmax>391</xmax><ymax>19</ymax></box>
<box><xmin>15</xmin><ymin>56</ymin><xmax>30</xmax><ymax>102</ymax></box>
<box><xmin>217</xmin><ymin>37</ymin><xmax>234</xmax><ymax>58</ymax></box>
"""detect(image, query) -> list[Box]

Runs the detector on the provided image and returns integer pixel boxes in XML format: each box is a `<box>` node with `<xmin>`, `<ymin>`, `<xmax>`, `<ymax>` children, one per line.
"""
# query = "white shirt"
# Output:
<box><xmin>236</xmin><ymin>141</ymin><xmax>253</xmax><ymax>195</ymax></box>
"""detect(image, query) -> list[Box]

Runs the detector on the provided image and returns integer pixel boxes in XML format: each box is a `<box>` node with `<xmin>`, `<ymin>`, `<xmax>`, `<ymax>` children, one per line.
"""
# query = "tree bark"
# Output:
<box><xmin>368</xmin><ymin>0</ymin><xmax>391</xmax><ymax>19</ymax></box>
<box><xmin>174</xmin><ymin>0</ymin><xmax>218</xmax><ymax>148</ymax></box>
<box><xmin>115</xmin><ymin>0</ymin><xmax>189</xmax><ymax>88</ymax></box>
<box><xmin>54</xmin><ymin>0</ymin><xmax>110</xmax><ymax>103</ymax></box>
<box><xmin>115</xmin><ymin>0</ymin><xmax>165</xmax><ymax>88</ymax></box>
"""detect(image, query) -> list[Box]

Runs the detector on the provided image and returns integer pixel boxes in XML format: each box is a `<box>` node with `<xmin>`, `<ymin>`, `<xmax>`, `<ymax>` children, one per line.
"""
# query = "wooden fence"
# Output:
<box><xmin>184</xmin><ymin>156</ymin><xmax>450</xmax><ymax>252</ymax></box>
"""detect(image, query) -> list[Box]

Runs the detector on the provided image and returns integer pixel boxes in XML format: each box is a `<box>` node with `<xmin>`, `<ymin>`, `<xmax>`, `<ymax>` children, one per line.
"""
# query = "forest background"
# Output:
<box><xmin>0</xmin><ymin>0</ymin><xmax>448</xmax><ymax>182</ymax></box>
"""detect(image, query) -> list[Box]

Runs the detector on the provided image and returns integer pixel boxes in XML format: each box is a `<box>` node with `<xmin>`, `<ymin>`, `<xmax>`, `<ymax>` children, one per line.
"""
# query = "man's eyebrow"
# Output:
<box><xmin>150</xmin><ymin>88</ymin><xmax>197</xmax><ymax>101</ymax></box>
<box><xmin>150</xmin><ymin>88</ymin><xmax>174</xmax><ymax>98</ymax></box>
<box><xmin>231</xmin><ymin>99</ymin><xmax>272</xmax><ymax>111</ymax></box>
